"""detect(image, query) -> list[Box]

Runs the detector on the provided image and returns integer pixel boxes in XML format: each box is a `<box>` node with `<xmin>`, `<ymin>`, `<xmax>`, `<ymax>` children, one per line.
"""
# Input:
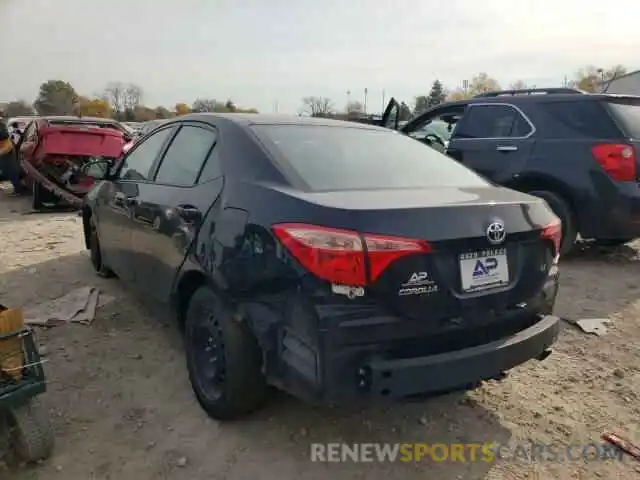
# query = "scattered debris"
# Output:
<box><xmin>613</xmin><ymin>369</ymin><xmax>625</xmax><ymax>379</ymax></box>
<box><xmin>602</xmin><ymin>432</ymin><xmax>640</xmax><ymax>461</ymax></box>
<box><xmin>22</xmin><ymin>287</ymin><xmax>115</xmax><ymax>327</ymax></box>
<box><xmin>562</xmin><ymin>317</ymin><xmax>612</xmax><ymax>336</ymax></box>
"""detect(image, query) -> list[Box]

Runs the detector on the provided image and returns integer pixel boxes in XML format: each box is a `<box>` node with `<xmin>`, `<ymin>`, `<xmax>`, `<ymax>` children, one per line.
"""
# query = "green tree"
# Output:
<box><xmin>398</xmin><ymin>101</ymin><xmax>412</xmax><ymax>121</ymax></box>
<box><xmin>192</xmin><ymin>98</ymin><xmax>217</xmax><ymax>112</ymax></box>
<box><xmin>413</xmin><ymin>95</ymin><xmax>429</xmax><ymax>114</ymax></box>
<box><xmin>154</xmin><ymin>106</ymin><xmax>172</xmax><ymax>119</ymax></box>
<box><xmin>426</xmin><ymin>79</ymin><xmax>447</xmax><ymax>108</ymax></box>
<box><xmin>33</xmin><ymin>80</ymin><xmax>79</xmax><ymax>115</ymax></box>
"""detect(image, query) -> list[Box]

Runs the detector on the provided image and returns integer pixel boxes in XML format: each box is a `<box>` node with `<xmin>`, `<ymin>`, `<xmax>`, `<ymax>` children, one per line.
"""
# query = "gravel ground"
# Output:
<box><xmin>0</xmin><ymin>184</ymin><xmax>638</xmax><ymax>480</ymax></box>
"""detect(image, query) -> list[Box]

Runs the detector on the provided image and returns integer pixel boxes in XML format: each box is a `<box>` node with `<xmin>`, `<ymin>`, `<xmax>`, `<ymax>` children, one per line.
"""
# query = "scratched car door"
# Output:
<box><xmin>129</xmin><ymin>123</ymin><xmax>221</xmax><ymax>301</ymax></box>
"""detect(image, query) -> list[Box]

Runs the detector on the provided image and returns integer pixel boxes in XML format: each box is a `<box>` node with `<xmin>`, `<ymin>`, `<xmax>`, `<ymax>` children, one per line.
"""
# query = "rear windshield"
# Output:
<box><xmin>252</xmin><ymin>124</ymin><xmax>488</xmax><ymax>191</ymax></box>
<box><xmin>607</xmin><ymin>102</ymin><xmax>640</xmax><ymax>139</ymax></box>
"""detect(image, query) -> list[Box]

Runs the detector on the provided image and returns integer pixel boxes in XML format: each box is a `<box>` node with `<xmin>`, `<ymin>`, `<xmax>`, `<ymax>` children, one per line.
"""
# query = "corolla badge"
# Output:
<box><xmin>486</xmin><ymin>221</ymin><xmax>506</xmax><ymax>245</ymax></box>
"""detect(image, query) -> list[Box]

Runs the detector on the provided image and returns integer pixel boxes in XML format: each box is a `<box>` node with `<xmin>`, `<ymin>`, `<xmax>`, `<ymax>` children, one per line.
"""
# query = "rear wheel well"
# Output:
<box><xmin>82</xmin><ymin>207</ymin><xmax>92</xmax><ymax>249</ymax></box>
<box><xmin>508</xmin><ymin>177</ymin><xmax>579</xmax><ymax>228</ymax></box>
<box><xmin>175</xmin><ymin>271</ymin><xmax>209</xmax><ymax>330</ymax></box>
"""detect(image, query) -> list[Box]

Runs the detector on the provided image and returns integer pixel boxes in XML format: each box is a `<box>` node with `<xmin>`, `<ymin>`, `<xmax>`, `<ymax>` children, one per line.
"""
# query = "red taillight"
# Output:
<box><xmin>541</xmin><ymin>219</ymin><xmax>562</xmax><ymax>257</ymax></box>
<box><xmin>272</xmin><ymin>223</ymin><xmax>431</xmax><ymax>286</ymax></box>
<box><xmin>592</xmin><ymin>144</ymin><xmax>637</xmax><ymax>181</ymax></box>
<box><xmin>365</xmin><ymin>233</ymin><xmax>431</xmax><ymax>282</ymax></box>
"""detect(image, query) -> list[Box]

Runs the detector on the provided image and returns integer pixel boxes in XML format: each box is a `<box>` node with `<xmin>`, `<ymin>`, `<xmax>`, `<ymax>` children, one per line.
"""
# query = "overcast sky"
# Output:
<box><xmin>1</xmin><ymin>0</ymin><xmax>638</xmax><ymax>114</ymax></box>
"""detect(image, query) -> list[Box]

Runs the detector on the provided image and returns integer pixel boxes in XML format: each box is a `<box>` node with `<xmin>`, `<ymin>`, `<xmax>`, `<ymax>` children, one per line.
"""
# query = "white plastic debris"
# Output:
<box><xmin>574</xmin><ymin>318</ymin><xmax>612</xmax><ymax>336</ymax></box>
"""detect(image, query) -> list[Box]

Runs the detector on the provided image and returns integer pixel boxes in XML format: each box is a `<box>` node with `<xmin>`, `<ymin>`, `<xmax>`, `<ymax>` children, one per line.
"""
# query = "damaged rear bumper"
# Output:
<box><xmin>274</xmin><ymin>313</ymin><xmax>560</xmax><ymax>403</ymax></box>
<box><xmin>358</xmin><ymin>315</ymin><xmax>559</xmax><ymax>398</ymax></box>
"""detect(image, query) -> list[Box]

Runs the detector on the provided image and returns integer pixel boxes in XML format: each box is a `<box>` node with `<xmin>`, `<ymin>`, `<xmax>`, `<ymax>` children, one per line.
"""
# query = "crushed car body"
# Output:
<box><xmin>18</xmin><ymin>116</ymin><xmax>131</xmax><ymax>208</ymax></box>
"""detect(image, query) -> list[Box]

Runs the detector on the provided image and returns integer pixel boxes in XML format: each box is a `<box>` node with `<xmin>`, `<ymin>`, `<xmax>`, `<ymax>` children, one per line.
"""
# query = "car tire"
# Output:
<box><xmin>31</xmin><ymin>181</ymin><xmax>44</xmax><ymax>210</ymax></box>
<box><xmin>184</xmin><ymin>286</ymin><xmax>268</xmax><ymax>420</ymax></box>
<box><xmin>88</xmin><ymin>216</ymin><xmax>115</xmax><ymax>278</ymax></box>
<box><xmin>8</xmin><ymin>399</ymin><xmax>54</xmax><ymax>463</ymax></box>
<box><xmin>529</xmin><ymin>190</ymin><xmax>577</xmax><ymax>256</ymax></box>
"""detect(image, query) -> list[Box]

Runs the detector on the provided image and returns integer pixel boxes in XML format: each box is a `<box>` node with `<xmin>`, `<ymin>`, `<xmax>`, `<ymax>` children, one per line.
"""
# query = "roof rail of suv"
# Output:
<box><xmin>474</xmin><ymin>88</ymin><xmax>586</xmax><ymax>98</ymax></box>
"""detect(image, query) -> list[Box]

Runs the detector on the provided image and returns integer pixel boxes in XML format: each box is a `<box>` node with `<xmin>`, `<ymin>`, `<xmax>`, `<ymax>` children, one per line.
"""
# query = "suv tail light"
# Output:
<box><xmin>272</xmin><ymin>223</ymin><xmax>431</xmax><ymax>286</ymax></box>
<box><xmin>592</xmin><ymin>144</ymin><xmax>637</xmax><ymax>181</ymax></box>
<box><xmin>541</xmin><ymin>219</ymin><xmax>562</xmax><ymax>257</ymax></box>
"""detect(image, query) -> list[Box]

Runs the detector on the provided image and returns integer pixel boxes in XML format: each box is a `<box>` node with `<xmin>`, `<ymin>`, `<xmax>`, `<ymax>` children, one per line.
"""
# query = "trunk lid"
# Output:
<box><xmin>38</xmin><ymin>126</ymin><xmax>124</xmax><ymax>159</ymax></box>
<box><xmin>602</xmin><ymin>97</ymin><xmax>640</xmax><ymax>179</ymax></box>
<box><xmin>279</xmin><ymin>186</ymin><xmax>557</xmax><ymax>325</ymax></box>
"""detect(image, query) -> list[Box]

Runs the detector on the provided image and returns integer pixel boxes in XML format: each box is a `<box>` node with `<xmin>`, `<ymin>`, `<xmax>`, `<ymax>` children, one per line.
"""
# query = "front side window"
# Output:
<box><xmin>120</xmin><ymin>127</ymin><xmax>173</xmax><ymax>181</ymax></box>
<box><xmin>454</xmin><ymin>104</ymin><xmax>532</xmax><ymax>139</ymax></box>
<box><xmin>252</xmin><ymin>124</ymin><xmax>489</xmax><ymax>191</ymax></box>
<box><xmin>154</xmin><ymin>126</ymin><xmax>217</xmax><ymax>186</ymax></box>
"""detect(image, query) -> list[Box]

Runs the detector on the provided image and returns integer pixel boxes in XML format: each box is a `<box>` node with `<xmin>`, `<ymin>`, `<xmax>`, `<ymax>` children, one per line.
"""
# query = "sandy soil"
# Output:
<box><xmin>0</xmin><ymin>184</ymin><xmax>638</xmax><ymax>480</ymax></box>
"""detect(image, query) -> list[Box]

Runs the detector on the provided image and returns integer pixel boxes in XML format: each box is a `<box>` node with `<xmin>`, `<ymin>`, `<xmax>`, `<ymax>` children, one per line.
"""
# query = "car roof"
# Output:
<box><xmin>464</xmin><ymin>92</ymin><xmax>640</xmax><ymax>105</ymax></box>
<box><xmin>40</xmin><ymin>116</ymin><xmax>120</xmax><ymax>123</ymax></box>
<box><xmin>174</xmin><ymin>112</ymin><xmax>389</xmax><ymax>131</ymax></box>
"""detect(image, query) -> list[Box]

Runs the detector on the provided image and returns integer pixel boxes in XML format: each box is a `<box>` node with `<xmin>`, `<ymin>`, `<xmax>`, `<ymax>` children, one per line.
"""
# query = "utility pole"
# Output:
<box><xmin>381</xmin><ymin>89</ymin><xmax>385</xmax><ymax>112</ymax></box>
<box><xmin>364</xmin><ymin>88</ymin><xmax>368</xmax><ymax>115</ymax></box>
<box><xmin>346</xmin><ymin>90</ymin><xmax>351</xmax><ymax>112</ymax></box>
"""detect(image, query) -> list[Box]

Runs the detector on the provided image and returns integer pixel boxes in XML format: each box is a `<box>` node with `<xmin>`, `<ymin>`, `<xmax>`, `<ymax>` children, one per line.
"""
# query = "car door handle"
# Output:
<box><xmin>176</xmin><ymin>205</ymin><xmax>202</xmax><ymax>222</ymax></box>
<box><xmin>496</xmin><ymin>145</ymin><xmax>518</xmax><ymax>152</ymax></box>
<box><xmin>114</xmin><ymin>192</ymin><xmax>137</xmax><ymax>206</ymax></box>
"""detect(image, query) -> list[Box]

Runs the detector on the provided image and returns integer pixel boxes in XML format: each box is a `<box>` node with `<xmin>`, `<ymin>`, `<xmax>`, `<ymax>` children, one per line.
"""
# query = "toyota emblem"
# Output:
<box><xmin>486</xmin><ymin>221</ymin><xmax>506</xmax><ymax>245</ymax></box>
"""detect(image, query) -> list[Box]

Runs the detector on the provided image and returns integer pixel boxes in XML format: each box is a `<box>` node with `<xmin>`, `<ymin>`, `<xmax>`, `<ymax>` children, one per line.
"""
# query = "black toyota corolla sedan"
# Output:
<box><xmin>81</xmin><ymin>113</ymin><xmax>561</xmax><ymax>420</ymax></box>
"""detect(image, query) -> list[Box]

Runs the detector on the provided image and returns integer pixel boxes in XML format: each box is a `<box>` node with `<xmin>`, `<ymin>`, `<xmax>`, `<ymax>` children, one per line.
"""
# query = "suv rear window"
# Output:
<box><xmin>606</xmin><ymin>102</ymin><xmax>640</xmax><ymax>139</ymax></box>
<box><xmin>540</xmin><ymin>101</ymin><xmax>621</xmax><ymax>138</ymax></box>
<box><xmin>252</xmin><ymin>125</ymin><xmax>488</xmax><ymax>191</ymax></box>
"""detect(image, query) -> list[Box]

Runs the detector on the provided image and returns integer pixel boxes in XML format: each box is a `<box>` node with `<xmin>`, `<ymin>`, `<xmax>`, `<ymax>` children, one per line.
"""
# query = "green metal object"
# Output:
<box><xmin>0</xmin><ymin>328</ymin><xmax>47</xmax><ymax>410</ymax></box>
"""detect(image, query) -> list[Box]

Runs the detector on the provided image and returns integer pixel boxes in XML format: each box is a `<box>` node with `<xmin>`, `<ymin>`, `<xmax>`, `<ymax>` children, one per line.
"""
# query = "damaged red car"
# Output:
<box><xmin>17</xmin><ymin>116</ymin><xmax>133</xmax><ymax>209</ymax></box>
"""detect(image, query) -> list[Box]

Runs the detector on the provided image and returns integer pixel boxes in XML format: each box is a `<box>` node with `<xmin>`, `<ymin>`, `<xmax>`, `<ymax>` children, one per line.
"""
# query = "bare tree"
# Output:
<box><xmin>124</xmin><ymin>84</ymin><xmax>143</xmax><ymax>111</ymax></box>
<box><xmin>301</xmin><ymin>96</ymin><xmax>334</xmax><ymax>117</ymax></box>
<box><xmin>102</xmin><ymin>82</ymin><xmax>127</xmax><ymax>116</ymax></box>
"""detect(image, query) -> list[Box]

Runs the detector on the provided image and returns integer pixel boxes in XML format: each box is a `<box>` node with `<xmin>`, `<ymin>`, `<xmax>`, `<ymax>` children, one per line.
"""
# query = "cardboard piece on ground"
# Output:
<box><xmin>23</xmin><ymin>287</ymin><xmax>115</xmax><ymax>327</ymax></box>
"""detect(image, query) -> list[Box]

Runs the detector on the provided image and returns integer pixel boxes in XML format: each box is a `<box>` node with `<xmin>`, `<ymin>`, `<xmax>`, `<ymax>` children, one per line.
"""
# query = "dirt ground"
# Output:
<box><xmin>0</xmin><ymin>184</ymin><xmax>638</xmax><ymax>480</ymax></box>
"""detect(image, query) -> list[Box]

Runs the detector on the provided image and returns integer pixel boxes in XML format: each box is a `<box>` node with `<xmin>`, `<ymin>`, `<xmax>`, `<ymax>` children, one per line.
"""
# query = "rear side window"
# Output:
<box><xmin>540</xmin><ymin>101</ymin><xmax>621</xmax><ymax>138</ymax></box>
<box><xmin>251</xmin><ymin>125</ymin><xmax>489</xmax><ymax>191</ymax></box>
<box><xmin>606</xmin><ymin>102</ymin><xmax>640</xmax><ymax>139</ymax></box>
<box><xmin>155</xmin><ymin>125</ymin><xmax>216</xmax><ymax>186</ymax></box>
<box><xmin>454</xmin><ymin>104</ymin><xmax>532</xmax><ymax>139</ymax></box>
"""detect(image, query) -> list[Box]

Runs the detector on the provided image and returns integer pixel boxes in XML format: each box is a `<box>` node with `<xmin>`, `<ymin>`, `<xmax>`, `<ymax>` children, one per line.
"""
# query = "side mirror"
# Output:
<box><xmin>81</xmin><ymin>159</ymin><xmax>112</xmax><ymax>180</ymax></box>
